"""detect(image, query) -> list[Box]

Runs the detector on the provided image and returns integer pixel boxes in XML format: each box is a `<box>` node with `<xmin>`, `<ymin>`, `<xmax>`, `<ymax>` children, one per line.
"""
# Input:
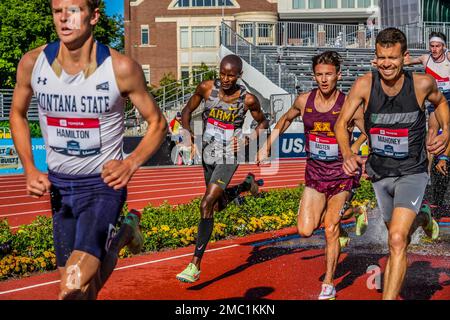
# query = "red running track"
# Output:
<box><xmin>0</xmin><ymin>160</ymin><xmax>306</xmax><ymax>229</ymax></box>
<box><xmin>1</xmin><ymin>226</ymin><xmax>449</xmax><ymax>300</ymax></box>
<box><xmin>1</xmin><ymin>159</ymin><xmax>449</xmax><ymax>301</ymax></box>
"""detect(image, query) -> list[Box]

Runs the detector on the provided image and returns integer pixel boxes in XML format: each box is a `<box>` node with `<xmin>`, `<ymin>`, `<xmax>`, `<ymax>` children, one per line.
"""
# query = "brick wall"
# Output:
<box><xmin>124</xmin><ymin>0</ymin><xmax>278</xmax><ymax>86</ymax></box>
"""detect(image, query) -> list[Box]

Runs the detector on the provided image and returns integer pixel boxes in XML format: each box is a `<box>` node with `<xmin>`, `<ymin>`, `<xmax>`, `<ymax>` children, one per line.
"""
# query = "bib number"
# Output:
<box><xmin>370</xmin><ymin>127</ymin><xmax>409</xmax><ymax>158</ymax></box>
<box><xmin>437</xmin><ymin>79</ymin><xmax>450</xmax><ymax>93</ymax></box>
<box><xmin>308</xmin><ymin>134</ymin><xmax>339</xmax><ymax>161</ymax></box>
<box><xmin>204</xmin><ymin>118</ymin><xmax>235</xmax><ymax>144</ymax></box>
<box><xmin>47</xmin><ymin>116</ymin><xmax>101</xmax><ymax>157</ymax></box>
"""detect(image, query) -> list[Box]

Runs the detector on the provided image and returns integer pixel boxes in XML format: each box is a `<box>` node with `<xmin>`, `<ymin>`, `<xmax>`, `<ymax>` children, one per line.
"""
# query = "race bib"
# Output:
<box><xmin>47</xmin><ymin>116</ymin><xmax>101</xmax><ymax>157</ymax></box>
<box><xmin>204</xmin><ymin>118</ymin><xmax>235</xmax><ymax>144</ymax></box>
<box><xmin>370</xmin><ymin>127</ymin><xmax>408</xmax><ymax>158</ymax></box>
<box><xmin>437</xmin><ymin>78</ymin><xmax>450</xmax><ymax>93</ymax></box>
<box><xmin>308</xmin><ymin>134</ymin><xmax>339</xmax><ymax>161</ymax></box>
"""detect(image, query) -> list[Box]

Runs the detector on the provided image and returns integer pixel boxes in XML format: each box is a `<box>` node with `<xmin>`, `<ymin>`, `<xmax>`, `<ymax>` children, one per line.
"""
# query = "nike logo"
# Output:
<box><xmin>228</xmin><ymin>107</ymin><xmax>238</xmax><ymax>111</ymax></box>
<box><xmin>332</xmin><ymin>111</ymin><xmax>340</xmax><ymax>115</ymax></box>
<box><xmin>197</xmin><ymin>244</ymin><xmax>204</xmax><ymax>251</ymax></box>
<box><xmin>217</xmin><ymin>179</ymin><xmax>225</xmax><ymax>185</ymax></box>
<box><xmin>411</xmin><ymin>196</ymin><xmax>420</xmax><ymax>206</ymax></box>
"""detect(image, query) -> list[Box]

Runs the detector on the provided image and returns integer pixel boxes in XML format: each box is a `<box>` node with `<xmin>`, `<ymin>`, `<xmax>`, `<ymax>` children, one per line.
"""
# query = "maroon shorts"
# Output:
<box><xmin>305</xmin><ymin>159</ymin><xmax>361</xmax><ymax>199</ymax></box>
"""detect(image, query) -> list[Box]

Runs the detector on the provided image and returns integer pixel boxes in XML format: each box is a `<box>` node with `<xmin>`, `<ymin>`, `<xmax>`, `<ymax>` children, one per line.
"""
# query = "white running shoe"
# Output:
<box><xmin>318</xmin><ymin>283</ymin><xmax>336</xmax><ymax>300</ymax></box>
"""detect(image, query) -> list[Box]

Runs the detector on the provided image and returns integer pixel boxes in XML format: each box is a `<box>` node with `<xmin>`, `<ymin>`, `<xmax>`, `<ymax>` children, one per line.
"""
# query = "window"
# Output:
<box><xmin>239</xmin><ymin>23</ymin><xmax>254</xmax><ymax>38</ymax></box>
<box><xmin>180</xmin><ymin>27</ymin><xmax>189</xmax><ymax>48</ymax></box>
<box><xmin>141</xmin><ymin>25</ymin><xmax>149</xmax><ymax>45</ymax></box>
<box><xmin>308</xmin><ymin>0</ymin><xmax>322</xmax><ymax>9</ymax></box>
<box><xmin>258</xmin><ymin>24</ymin><xmax>273</xmax><ymax>38</ymax></box>
<box><xmin>324</xmin><ymin>0</ymin><xmax>337</xmax><ymax>8</ymax></box>
<box><xmin>142</xmin><ymin>65</ymin><xmax>150</xmax><ymax>85</ymax></box>
<box><xmin>357</xmin><ymin>0</ymin><xmax>371</xmax><ymax>8</ymax></box>
<box><xmin>173</xmin><ymin>0</ymin><xmax>234</xmax><ymax>7</ymax></box>
<box><xmin>292</xmin><ymin>0</ymin><xmax>306</xmax><ymax>9</ymax></box>
<box><xmin>341</xmin><ymin>0</ymin><xmax>355</xmax><ymax>8</ymax></box>
<box><xmin>192</xmin><ymin>26</ymin><xmax>216</xmax><ymax>48</ymax></box>
<box><xmin>181</xmin><ymin>67</ymin><xmax>190</xmax><ymax>80</ymax></box>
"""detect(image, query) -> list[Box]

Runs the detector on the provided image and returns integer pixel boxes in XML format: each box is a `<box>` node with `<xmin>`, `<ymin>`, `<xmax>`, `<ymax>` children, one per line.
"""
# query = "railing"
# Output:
<box><xmin>150</xmin><ymin>69</ymin><xmax>217</xmax><ymax>114</ymax></box>
<box><xmin>221</xmin><ymin>22</ymin><xmax>298</xmax><ymax>94</ymax></box>
<box><xmin>0</xmin><ymin>89</ymin><xmax>39</xmax><ymax>121</ymax></box>
<box><xmin>232</xmin><ymin>20</ymin><xmax>450</xmax><ymax>50</ymax></box>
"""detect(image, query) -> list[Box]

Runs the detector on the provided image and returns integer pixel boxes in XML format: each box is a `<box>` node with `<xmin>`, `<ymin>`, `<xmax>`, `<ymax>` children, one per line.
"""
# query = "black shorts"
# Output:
<box><xmin>202</xmin><ymin>162</ymin><xmax>239</xmax><ymax>190</ymax></box>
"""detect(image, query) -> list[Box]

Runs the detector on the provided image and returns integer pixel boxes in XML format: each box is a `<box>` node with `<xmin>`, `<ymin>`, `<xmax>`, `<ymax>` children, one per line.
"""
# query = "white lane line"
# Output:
<box><xmin>0</xmin><ymin>244</ymin><xmax>240</xmax><ymax>296</ymax></box>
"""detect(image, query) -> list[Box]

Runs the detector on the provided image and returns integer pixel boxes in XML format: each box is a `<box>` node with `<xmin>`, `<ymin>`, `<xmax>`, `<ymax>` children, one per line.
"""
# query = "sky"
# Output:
<box><xmin>104</xmin><ymin>0</ymin><xmax>124</xmax><ymax>17</ymax></box>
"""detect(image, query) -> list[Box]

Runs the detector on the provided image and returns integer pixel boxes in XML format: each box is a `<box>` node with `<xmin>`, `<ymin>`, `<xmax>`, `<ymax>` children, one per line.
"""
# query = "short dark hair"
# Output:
<box><xmin>429</xmin><ymin>31</ymin><xmax>447</xmax><ymax>44</ymax></box>
<box><xmin>312</xmin><ymin>51</ymin><xmax>342</xmax><ymax>73</ymax></box>
<box><xmin>49</xmin><ymin>0</ymin><xmax>101</xmax><ymax>13</ymax></box>
<box><xmin>220</xmin><ymin>54</ymin><xmax>243</xmax><ymax>73</ymax></box>
<box><xmin>376</xmin><ymin>28</ymin><xmax>408</xmax><ymax>54</ymax></box>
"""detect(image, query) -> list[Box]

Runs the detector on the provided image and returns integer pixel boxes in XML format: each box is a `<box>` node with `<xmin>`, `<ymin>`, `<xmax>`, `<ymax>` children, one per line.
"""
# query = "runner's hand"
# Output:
<box><xmin>435</xmin><ymin>159</ymin><xmax>448</xmax><ymax>176</ymax></box>
<box><xmin>343</xmin><ymin>154</ymin><xmax>364</xmax><ymax>176</ymax></box>
<box><xmin>427</xmin><ymin>130</ymin><xmax>449</xmax><ymax>155</ymax></box>
<box><xmin>102</xmin><ymin>159</ymin><xmax>137</xmax><ymax>190</ymax></box>
<box><xmin>256</xmin><ymin>146</ymin><xmax>269</xmax><ymax>166</ymax></box>
<box><xmin>26</xmin><ymin>169</ymin><xmax>51</xmax><ymax>198</ymax></box>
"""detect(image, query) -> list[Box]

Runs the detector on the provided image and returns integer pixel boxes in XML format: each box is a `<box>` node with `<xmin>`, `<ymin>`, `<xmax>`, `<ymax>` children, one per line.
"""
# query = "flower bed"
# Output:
<box><xmin>0</xmin><ymin>180</ymin><xmax>375</xmax><ymax>280</ymax></box>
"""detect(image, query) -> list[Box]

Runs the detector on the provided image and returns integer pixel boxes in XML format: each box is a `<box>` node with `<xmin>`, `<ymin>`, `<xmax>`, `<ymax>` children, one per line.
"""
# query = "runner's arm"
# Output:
<box><xmin>246</xmin><ymin>93</ymin><xmax>269</xmax><ymax>140</ymax></box>
<box><xmin>424</xmin><ymin>75</ymin><xmax>450</xmax><ymax>155</ymax></box>
<box><xmin>9</xmin><ymin>48</ymin><xmax>51</xmax><ymax>197</ymax></box>
<box><xmin>336</xmin><ymin>75</ymin><xmax>370</xmax><ymax>175</ymax></box>
<box><xmin>181</xmin><ymin>81</ymin><xmax>210</xmax><ymax>137</ymax></box>
<box><xmin>350</xmin><ymin>105</ymin><xmax>367</xmax><ymax>154</ymax></box>
<box><xmin>256</xmin><ymin>94</ymin><xmax>305</xmax><ymax>163</ymax></box>
<box><xmin>404</xmin><ymin>53</ymin><xmax>426</xmax><ymax>66</ymax></box>
<box><xmin>106</xmin><ymin>53</ymin><xmax>168</xmax><ymax>189</ymax></box>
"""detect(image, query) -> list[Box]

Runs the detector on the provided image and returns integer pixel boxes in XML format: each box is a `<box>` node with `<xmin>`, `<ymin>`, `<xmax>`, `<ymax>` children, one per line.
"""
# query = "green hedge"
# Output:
<box><xmin>0</xmin><ymin>180</ymin><xmax>375</xmax><ymax>280</ymax></box>
<box><xmin>0</xmin><ymin>121</ymin><xmax>42</xmax><ymax>137</ymax></box>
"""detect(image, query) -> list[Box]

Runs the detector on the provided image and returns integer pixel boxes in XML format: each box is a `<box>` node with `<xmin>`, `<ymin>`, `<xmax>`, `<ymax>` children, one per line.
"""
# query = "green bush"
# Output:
<box><xmin>0</xmin><ymin>121</ymin><xmax>42</xmax><ymax>137</ymax></box>
<box><xmin>0</xmin><ymin>180</ymin><xmax>376</xmax><ymax>280</ymax></box>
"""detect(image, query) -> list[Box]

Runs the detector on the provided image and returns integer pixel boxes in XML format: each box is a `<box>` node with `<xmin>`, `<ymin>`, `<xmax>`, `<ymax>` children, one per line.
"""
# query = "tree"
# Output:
<box><xmin>0</xmin><ymin>0</ymin><xmax>124</xmax><ymax>88</ymax></box>
<box><xmin>192</xmin><ymin>62</ymin><xmax>217</xmax><ymax>85</ymax></box>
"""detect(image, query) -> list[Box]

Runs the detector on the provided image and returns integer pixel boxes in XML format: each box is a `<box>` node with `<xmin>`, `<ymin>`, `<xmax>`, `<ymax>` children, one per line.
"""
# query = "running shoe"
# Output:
<box><xmin>318</xmin><ymin>283</ymin><xmax>336</xmax><ymax>300</ymax></box>
<box><xmin>420</xmin><ymin>204</ymin><xmax>439</xmax><ymax>240</ymax></box>
<box><xmin>339</xmin><ymin>228</ymin><xmax>350</xmax><ymax>248</ymax></box>
<box><xmin>124</xmin><ymin>209</ymin><xmax>144</xmax><ymax>254</ymax></box>
<box><xmin>245</xmin><ymin>173</ymin><xmax>263</xmax><ymax>196</ymax></box>
<box><xmin>355</xmin><ymin>205</ymin><xmax>369</xmax><ymax>236</ymax></box>
<box><xmin>176</xmin><ymin>263</ymin><xmax>201</xmax><ymax>283</ymax></box>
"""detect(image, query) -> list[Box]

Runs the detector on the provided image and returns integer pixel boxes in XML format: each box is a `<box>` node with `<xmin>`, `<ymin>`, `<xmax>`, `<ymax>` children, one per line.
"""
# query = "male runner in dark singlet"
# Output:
<box><xmin>336</xmin><ymin>28</ymin><xmax>449</xmax><ymax>300</ymax></box>
<box><xmin>176</xmin><ymin>54</ymin><xmax>268</xmax><ymax>283</ymax></box>
<box><xmin>257</xmin><ymin>51</ymin><xmax>367</xmax><ymax>300</ymax></box>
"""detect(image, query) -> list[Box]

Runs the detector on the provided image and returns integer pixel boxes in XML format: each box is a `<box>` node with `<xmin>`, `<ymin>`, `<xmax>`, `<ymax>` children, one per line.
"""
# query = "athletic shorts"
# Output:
<box><xmin>202</xmin><ymin>162</ymin><xmax>239</xmax><ymax>190</ymax></box>
<box><xmin>48</xmin><ymin>171</ymin><xmax>127</xmax><ymax>267</ymax></box>
<box><xmin>305</xmin><ymin>167</ymin><xmax>361</xmax><ymax>200</ymax></box>
<box><xmin>372</xmin><ymin>172</ymin><xmax>429</xmax><ymax>223</ymax></box>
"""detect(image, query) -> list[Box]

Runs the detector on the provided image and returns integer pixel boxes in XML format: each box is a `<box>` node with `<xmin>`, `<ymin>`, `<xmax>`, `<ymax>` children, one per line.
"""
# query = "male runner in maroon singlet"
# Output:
<box><xmin>257</xmin><ymin>51</ymin><xmax>367</xmax><ymax>300</ymax></box>
<box><xmin>336</xmin><ymin>28</ymin><xmax>449</xmax><ymax>300</ymax></box>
